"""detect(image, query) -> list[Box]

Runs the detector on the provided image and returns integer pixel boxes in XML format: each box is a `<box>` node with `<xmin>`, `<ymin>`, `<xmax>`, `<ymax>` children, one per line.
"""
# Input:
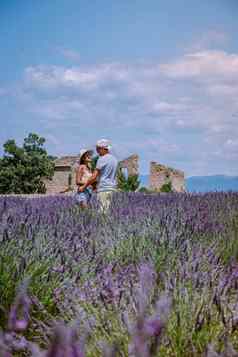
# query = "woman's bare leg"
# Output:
<box><xmin>80</xmin><ymin>202</ymin><xmax>88</xmax><ymax>209</ymax></box>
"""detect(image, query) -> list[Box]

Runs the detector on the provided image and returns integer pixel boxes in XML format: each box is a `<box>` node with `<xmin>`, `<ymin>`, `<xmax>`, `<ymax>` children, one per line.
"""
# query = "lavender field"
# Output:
<box><xmin>1</xmin><ymin>192</ymin><xmax>238</xmax><ymax>356</ymax></box>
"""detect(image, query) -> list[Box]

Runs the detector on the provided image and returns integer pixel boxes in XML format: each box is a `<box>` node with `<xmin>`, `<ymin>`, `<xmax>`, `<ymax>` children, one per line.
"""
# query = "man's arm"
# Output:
<box><xmin>78</xmin><ymin>169</ymin><xmax>100</xmax><ymax>192</ymax></box>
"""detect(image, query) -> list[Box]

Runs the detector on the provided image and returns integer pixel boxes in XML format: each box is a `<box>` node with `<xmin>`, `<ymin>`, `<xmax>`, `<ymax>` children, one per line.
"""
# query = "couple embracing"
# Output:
<box><xmin>75</xmin><ymin>139</ymin><xmax>118</xmax><ymax>211</ymax></box>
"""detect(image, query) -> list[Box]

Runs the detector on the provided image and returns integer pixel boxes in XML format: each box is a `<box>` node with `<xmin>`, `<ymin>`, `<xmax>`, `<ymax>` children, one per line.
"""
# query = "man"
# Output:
<box><xmin>78</xmin><ymin>139</ymin><xmax>118</xmax><ymax>211</ymax></box>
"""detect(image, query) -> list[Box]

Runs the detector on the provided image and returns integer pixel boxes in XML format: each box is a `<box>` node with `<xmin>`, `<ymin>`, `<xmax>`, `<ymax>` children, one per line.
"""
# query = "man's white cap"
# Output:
<box><xmin>96</xmin><ymin>139</ymin><xmax>112</xmax><ymax>150</ymax></box>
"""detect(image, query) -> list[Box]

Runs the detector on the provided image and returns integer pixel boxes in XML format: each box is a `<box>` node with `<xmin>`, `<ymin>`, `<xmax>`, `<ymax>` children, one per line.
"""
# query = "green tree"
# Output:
<box><xmin>160</xmin><ymin>180</ymin><xmax>172</xmax><ymax>193</ymax></box>
<box><xmin>117</xmin><ymin>168</ymin><xmax>140</xmax><ymax>192</ymax></box>
<box><xmin>138</xmin><ymin>186</ymin><xmax>150</xmax><ymax>193</ymax></box>
<box><xmin>0</xmin><ymin>133</ymin><xmax>55</xmax><ymax>194</ymax></box>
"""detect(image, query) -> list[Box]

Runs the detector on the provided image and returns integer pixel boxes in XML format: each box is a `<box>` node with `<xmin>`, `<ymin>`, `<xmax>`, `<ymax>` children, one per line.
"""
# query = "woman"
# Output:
<box><xmin>75</xmin><ymin>149</ymin><xmax>95</xmax><ymax>208</ymax></box>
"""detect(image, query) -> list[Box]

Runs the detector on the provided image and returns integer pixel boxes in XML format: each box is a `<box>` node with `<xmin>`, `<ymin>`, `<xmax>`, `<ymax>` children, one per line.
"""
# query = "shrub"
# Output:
<box><xmin>117</xmin><ymin>168</ymin><xmax>140</xmax><ymax>192</ymax></box>
<box><xmin>160</xmin><ymin>180</ymin><xmax>172</xmax><ymax>192</ymax></box>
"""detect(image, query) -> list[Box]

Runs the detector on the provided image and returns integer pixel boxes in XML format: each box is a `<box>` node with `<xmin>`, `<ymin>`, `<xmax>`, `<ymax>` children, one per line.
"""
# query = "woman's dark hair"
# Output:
<box><xmin>80</xmin><ymin>151</ymin><xmax>92</xmax><ymax>165</ymax></box>
<box><xmin>80</xmin><ymin>153</ymin><xmax>87</xmax><ymax>165</ymax></box>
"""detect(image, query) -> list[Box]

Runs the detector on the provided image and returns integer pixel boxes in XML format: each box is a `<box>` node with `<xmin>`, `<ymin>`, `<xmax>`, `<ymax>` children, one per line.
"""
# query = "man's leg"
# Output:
<box><xmin>97</xmin><ymin>191</ymin><xmax>113</xmax><ymax>212</ymax></box>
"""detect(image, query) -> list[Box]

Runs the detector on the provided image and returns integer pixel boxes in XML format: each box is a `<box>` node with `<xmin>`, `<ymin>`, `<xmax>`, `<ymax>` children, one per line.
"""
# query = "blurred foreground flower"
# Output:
<box><xmin>128</xmin><ymin>264</ymin><xmax>172</xmax><ymax>357</ymax></box>
<box><xmin>8</xmin><ymin>280</ymin><xmax>31</xmax><ymax>333</ymax></box>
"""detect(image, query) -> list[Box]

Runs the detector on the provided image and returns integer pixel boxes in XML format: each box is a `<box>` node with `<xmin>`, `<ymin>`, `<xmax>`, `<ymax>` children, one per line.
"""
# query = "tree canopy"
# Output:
<box><xmin>117</xmin><ymin>168</ymin><xmax>140</xmax><ymax>192</ymax></box>
<box><xmin>0</xmin><ymin>133</ymin><xmax>55</xmax><ymax>194</ymax></box>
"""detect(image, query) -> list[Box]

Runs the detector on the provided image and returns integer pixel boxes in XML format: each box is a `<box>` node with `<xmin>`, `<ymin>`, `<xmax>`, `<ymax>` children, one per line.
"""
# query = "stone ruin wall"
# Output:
<box><xmin>45</xmin><ymin>154</ymin><xmax>185</xmax><ymax>194</ymax></box>
<box><xmin>149</xmin><ymin>161</ymin><xmax>186</xmax><ymax>192</ymax></box>
<box><xmin>44</xmin><ymin>155</ymin><xmax>80</xmax><ymax>194</ymax></box>
<box><xmin>118</xmin><ymin>154</ymin><xmax>139</xmax><ymax>176</ymax></box>
<box><xmin>171</xmin><ymin>174</ymin><xmax>186</xmax><ymax>192</ymax></box>
<box><xmin>45</xmin><ymin>168</ymin><xmax>78</xmax><ymax>194</ymax></box>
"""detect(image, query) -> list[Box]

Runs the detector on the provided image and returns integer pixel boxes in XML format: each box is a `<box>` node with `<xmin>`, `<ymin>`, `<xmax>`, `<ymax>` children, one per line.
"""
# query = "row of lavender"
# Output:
<box><xmin>0</xmin><ymin>192</ymin><xmax>238</xmax><ymax>356</ymax></box>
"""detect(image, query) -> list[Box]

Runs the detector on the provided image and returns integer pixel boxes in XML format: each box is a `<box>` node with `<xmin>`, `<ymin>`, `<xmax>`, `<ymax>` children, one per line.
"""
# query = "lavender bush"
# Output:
<box><xmin>0</xmin><ymin>192</ymin><xmax>238</xmax><ymax>356</ymax></box>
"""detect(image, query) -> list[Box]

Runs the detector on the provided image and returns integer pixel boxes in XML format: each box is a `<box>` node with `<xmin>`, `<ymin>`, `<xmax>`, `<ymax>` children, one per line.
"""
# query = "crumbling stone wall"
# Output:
<box><xmin>119</xmin><ymin>154</ymin><xmax>139</xmax><ymax>176</ymax></box>
<box><xmin>45</xmin><ymin>167</ymin><xmax>78</xmax><ymax>194</ymax></box>
<box><xmin>149</xmin><ymin>161</ymin><xmax>185</xmax><ymax>192</ymax></box>
<box><xmin>44</xmin><ymin>169</ymin><xmax>69</xmax><ymax>194</ymax></box>
<box><xmin>44</xmin><ymin>155</ymin><xmax>80</xmax><ymax>194</ymax></box>
<box><xmin>45</xmin><ymin>155</ymin><xmax>185</xmax><ymax>194</ymax></box>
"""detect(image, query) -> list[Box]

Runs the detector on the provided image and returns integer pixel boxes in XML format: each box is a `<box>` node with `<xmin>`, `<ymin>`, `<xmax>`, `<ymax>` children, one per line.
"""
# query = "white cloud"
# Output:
<box><xmin>151</xmin><ymin>101</ymin><xmax>188</xmax><ymax>114</ymax></box>
<box><xmin>59</xmin><ymin>49</ymin><xmax>81</xmax><ymax>62</ymax></box>
<box><xmin>24</xmin><ymin>63</ymin><xmax>131</xmax><ymax>91</ymax></box>
<box><xmin>225</xmin><ymin>138</ymin><xmax>238</xmax><ymax>148</ymax></box>
<box><xmin>207</xmin><ymin>83</ymin><xmax>238</xmax><ymax>97</ymax></box>
<box><xmin>160</xmin><ymin>50</ymin><xmax>238</xmax><ymax>81</ymax></box>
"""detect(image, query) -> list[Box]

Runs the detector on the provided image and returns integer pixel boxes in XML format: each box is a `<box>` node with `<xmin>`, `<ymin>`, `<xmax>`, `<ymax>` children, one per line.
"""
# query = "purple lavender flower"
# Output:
<box><xmin>8</xmin><ymin>284</ymin><xmax>31</xmax><ymax>333</ymax></box>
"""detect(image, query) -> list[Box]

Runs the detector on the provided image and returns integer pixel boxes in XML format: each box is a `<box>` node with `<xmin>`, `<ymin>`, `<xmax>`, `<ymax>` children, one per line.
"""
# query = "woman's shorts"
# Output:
<box><xmin>75</xmin><ymin>188</ymin><xmax>92</xmax><ymax>205</ymax></box>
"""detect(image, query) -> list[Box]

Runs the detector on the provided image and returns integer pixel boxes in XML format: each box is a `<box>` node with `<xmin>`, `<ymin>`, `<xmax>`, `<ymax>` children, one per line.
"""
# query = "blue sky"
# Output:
<box><xmin>0</xmin><ymin>0</ymin><xmax>238</xmax><ymax>176</ymax></box>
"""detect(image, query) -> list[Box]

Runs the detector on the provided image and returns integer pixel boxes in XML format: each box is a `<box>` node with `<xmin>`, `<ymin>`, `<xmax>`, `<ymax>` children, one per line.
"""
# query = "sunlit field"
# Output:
<box><xmin>1</xmin><ymin>192</ymin><xmax>238</xmax><ymax>356</ymax></box>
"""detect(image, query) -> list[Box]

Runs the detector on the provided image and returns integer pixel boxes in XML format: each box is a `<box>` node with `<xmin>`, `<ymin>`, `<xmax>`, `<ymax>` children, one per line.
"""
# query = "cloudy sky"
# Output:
<box><xmin>0</xmin><ymin>0</ymin><xmax>238</xmax><ymax>176</ymax></box>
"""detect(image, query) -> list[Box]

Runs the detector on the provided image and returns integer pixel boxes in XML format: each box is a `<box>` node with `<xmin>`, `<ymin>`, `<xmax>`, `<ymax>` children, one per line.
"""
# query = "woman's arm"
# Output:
<box><xmin>76</xmin><ymin>166</ymin><xmax>85</xmax><ymax>186</ymax></box>
<box><xmin>78</xmin><ymin>169</ymin><xmax>100</xmax><ymax>192</ymax></box>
